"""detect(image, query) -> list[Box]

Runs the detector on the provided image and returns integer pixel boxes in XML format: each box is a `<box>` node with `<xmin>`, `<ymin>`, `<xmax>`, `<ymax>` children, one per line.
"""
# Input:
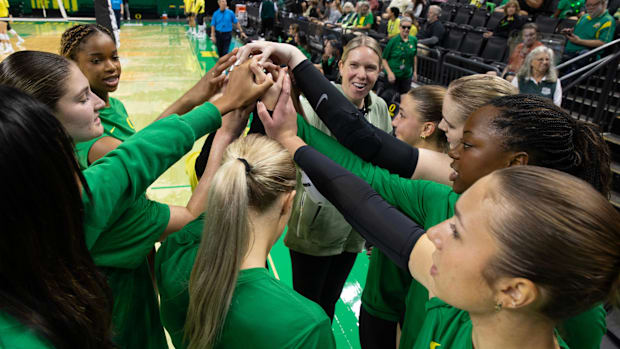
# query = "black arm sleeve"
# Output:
<box><xmin>292</xmin><ymin>60</ymin><xmax>419</xmax><ymax>178</ymax></box>
<box><xmin>294</xmin><ymin>145</ymin><xmax>425</xmax><ymax>271</ymax></box>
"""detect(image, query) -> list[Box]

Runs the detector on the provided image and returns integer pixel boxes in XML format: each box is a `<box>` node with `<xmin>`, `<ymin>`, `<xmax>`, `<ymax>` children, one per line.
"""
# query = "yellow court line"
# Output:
<box><xmin>200</xmin><ymin>51</ymin><xmax>218</xmax><ymax>57</ymax></box>
<box><xmin>267</xmin><ymin>253</ymin><xmax>279</xmax><ymax>280</ymax></box>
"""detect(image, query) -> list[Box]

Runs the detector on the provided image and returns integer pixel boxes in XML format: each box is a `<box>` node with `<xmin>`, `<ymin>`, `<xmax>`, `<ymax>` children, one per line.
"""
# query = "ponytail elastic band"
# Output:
<box><xmin>237</xmin><ymin>158</ymin><xmax>252</xmax><ymax>174</ymax></box>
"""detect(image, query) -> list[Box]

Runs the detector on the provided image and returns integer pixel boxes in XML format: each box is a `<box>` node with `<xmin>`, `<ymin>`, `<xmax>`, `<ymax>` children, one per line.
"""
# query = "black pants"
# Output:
<box><xmin>215</xmin><ymin>30</ymin><xmax>232</xmax><ymax>57</ymax></box>
<box><xmin>113</xmin><ymin>9</ymin><xmax>121</xmax><ymax>29</ymax></box>
<box><xmin>289</xmin><ymin>249</ymin><xmax>358</xmax><ymax>321</ymax></box>
<box><xmin>392</xmin><ymin>75</ymin><xmax>413</xmax><ymax>95</ymax></box>
<box><xmin>359</xmin><ymin>306</ymin><xmax>399</xmax><ymax>349</ymax></box>
<box><xmin>261</xmin><ymin>17</ymin><xmax>274</xmax><ymax>36</ymax></box>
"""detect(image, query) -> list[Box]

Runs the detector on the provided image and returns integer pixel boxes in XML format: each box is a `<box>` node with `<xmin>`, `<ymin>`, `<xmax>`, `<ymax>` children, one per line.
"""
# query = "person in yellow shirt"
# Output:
<box><xmin>192</xmin><ymin>0</ymin><xmax>205</xmax><ymax>38</ymax></box>
<box><xmin>387</xmin><ymin>7</ymin><xmax>401</xmax><ymax>38</ymax></box>
<box><xmin>0</xmin><ymin>0</ymin><xmax>14</xmax><ymax>54</ymax></box>
<box><xmin>184</xmin><ymin>0</ymin><xmax>196</xmax><ymax>36</ymax></box>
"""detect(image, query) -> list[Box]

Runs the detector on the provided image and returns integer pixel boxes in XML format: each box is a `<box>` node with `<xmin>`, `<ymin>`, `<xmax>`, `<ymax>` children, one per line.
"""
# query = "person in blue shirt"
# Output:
<box><xmin>110</xmin><ymin>0</ymin><xmax>123</xmax><ymax>29</ymax></box>
<box><xmin>211</xmin><ymin>0</ymin><xmax>247</xmax><ymax>57</ymax></box>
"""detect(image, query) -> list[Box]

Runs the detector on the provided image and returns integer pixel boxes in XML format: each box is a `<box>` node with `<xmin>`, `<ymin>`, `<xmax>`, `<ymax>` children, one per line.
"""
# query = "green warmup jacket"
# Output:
<box><xmin>75</xmin><ymin>97</ymin><xmax>136</xmax><ymax>169</ymax></box>
<box><xmin>82</xmin><ymin>102</ymin><xmax>222</xmax><ymax>349</ymax></box>
<box><xmin>285</xmin><ymin>85</ymin><xmax>392</xmax><ymax>256</ymax></box>
<box><xmin>155</xmin><ymin>219</ymin><xmax>336</xmax><ymax>349</ymax></box>
<box><xmin>295</xmin><ymin>114</ymin><xmax>607</xmax><ymax>349</ymax></box>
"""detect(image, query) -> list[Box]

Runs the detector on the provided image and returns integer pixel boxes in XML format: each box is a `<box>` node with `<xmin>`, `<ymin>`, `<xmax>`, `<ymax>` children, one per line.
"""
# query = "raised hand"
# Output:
<box><xmin>258</xmin><ymin>63</ymin><xmax>287</xmax><ymax>111</ymax></box>
<box><xmin>236</xmin><ymin>41</ymin><xmax>308</xmax><ymax>69</ymax></box>
<box><xmin>213</xmin><ymin>59</ymin><xmax>274</xmax><ymax>115</ymax></box>
<box><xmin>220</xmin><ymin>104</ymin><xmax>253</xmax><ymax>138</ymax></box>
<box><xmin>256</xmin><ymin>72</ymin><xmax>298</xmax><ymax>144</ymax></box>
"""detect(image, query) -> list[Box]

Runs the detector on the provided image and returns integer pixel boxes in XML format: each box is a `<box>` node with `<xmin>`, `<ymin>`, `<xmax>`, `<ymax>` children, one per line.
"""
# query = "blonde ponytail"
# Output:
<box><xmin>185</xmin><ymin>134</ymin><xmax>296</xmax><ymax>349</ymax></box>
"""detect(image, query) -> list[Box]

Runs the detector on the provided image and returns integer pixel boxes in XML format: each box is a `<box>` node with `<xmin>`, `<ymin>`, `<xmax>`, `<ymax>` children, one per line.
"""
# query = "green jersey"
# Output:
<box><xmin>295</xmin><ymin>114</ymin><xmax>608</xmax><ymax>349</ymax></box>
<box><xmin>565</xmin><ymin>10</ymin><xmax>616</xmax><ymax>53</ymax></box>
<box><xmin>413</xmin><ymin>298</ymin><xmax>570</xmax><ymax>349</ymax></box>
<box><xmin>355</xmin><ymin>12</ymin><xmax>374</xmax><ymax>28</ymax></box>
<box><xmin>75</xmin><ymin>97</ymin><xmax>137</xmax><ymax>169</ymax></box>
<box><xmin>155</xmin><ymin>219</ymin><xmax>336</xmax><ymax>349</ymax></box>
<box><xmin>215</xmin><ymin>268</ymin><xmax>336</xmax><ymax>348</ymax></box>
<box><xmin>0</xmin><ymin>312</ymin><xmax>54</xmax><ymax>349</ymax></box>
<box><xmin>155</xmin><ymin>216</ymin><xmax>205</xmax><ymax>349</ymax></box>
<box><xmin>82</xmin><ymin>102</ymin><xmax>222</xmax><ymax>349</ymax></box>
<box><xmin>383</xmin><ymin>35</ymin><xmax>418</xmax><ymax>79</ymax></box>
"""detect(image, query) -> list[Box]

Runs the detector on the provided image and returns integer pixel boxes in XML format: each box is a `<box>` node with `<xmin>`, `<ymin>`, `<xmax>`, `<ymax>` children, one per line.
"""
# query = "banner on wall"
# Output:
<box><xmin>235</xmin><ymin>3</ymin><xmax>247</xmax><ymax>26</ymax></box>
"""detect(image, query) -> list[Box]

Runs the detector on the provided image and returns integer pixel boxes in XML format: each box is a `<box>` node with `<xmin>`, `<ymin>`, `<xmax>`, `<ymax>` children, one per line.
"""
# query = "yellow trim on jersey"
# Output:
<box><xmin>595</xmin><ymin>20</ymin><xmax>612</xmax><ymax>38</ymax></box>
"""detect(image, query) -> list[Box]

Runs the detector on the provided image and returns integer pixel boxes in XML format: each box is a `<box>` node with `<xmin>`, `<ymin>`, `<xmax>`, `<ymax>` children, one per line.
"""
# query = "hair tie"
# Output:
<box><xmin>237</xmin><ymin>158</ymin><xmax>252</xmax><ymax>174</ymax></box>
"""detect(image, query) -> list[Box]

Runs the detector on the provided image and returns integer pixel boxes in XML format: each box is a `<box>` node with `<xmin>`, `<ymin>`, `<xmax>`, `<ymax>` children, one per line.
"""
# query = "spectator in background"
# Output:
<box><xmin>296</xmin><ymin>32</ymin><xmax>312</xmax><ymax>58</ymax></box>
<box><xmin>387</xmin><ymin>7</ymin><xmax>401</xmax><ymax>38</ymax></box>
<box><xmin>501</xmin><ymin>23</ymin><xmax>543</xmax><ymax>80</ymax></box>
<box><xmin>0</xmin><ymin>1</ymin><xmax>14</xmax><ymax>54</ymax></box>
<box><xmin>417</xmin><ymin>5</ymin><xmax>444</xmax><ymax>48</ymax></box>
<box><xmin>316</xmin><ymin>0</ymin><xmax>327</xmax><ymax>19</ymax></box>
<box><xmin>285</xmin><ymin>23</ymin><xmax>299</xmax><ymax>45</ymax></box>
<box><xmin>123</xmin><ymin>0</ymin><xmax>130</xmax><ymax>20</ymax></box>
<box><xmin>388</xmin><ymin>0</ymin><xmax>411</xmax><ymax>13</ymax></box>
<box><xmin>111</xmin><ymin>0</ymin><xmax>123</xmax><ymax>29</ymax></box>
<box><xmin>337</xmin><ymin>2</ymin><xmax>358</xmax><ymax>27</ymax></box>
<box><xmin>562</xmin><ymin>0</ymin><xmax>616</xmax><ymax>60</ymax></box>
<box><xmin>484</xmin><ymin>0</ymin><xmax>526</xmax><ymax>38</ymax></box>
<box><xmin>259</xmin><ymin>0</ymin><xmax>278</xmax><ymax>37</ymax></box>
<box><xmin>323</xmin><ymin>0</ymin><xmax>343</xmax><ymax>24</ymax></box>
<box><xmin>382</xmin><ymin>17</ymin><xmax>418</xmax><ymax>96</ymax></box>
<box><xmin>410</xmin><ymin>0</ymin><xmax>427</xmax><ymax>18</ymax></box>
<box><xmin>304</xmin><ymin>0</ymin><xmax>320</xmax><ymax>18</ymax></box>
<box><xmin>369</xmin><ymin>0</ymin><xmax>380</xmax><ymax>11</ymax></box>
<box><xmin>211</xmin><ymin>0</ymin><xmax>247</xmax><ymax>57</ymax></box>
<box><xmin>552</xmin><ymin>0</ymin><xmax>585</xmax><ymax>18</ymax></box>
<box><xmin>496</xmin><ymin>0</ymin><xmax>549</xmax><ymax>15</ymax></box>
<box><xmin>403</xmin><ymin>9</ymin><xmax>420</xmax><ymax>36</ymax></box>
<box><xmin>512</xmin><ymin>46</ymin><xmax>562</xmax><ymax>106</ymax></box>
<box><xmin>319</xmin><ymin>39</ymin><xmax>343</xmax><ymax>81</ymax></box>
<box><xmin>354</xmin><ymin>1</ymin><xmax>375</xmax><ymax>30</ymax></box>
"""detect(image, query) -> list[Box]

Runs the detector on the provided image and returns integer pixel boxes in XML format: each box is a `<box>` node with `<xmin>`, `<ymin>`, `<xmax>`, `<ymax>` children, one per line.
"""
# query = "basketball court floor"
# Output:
<box><xmin>0</xmin><ymin>20</ymin><xmax>368</xmax><ymax>349</ymax></box>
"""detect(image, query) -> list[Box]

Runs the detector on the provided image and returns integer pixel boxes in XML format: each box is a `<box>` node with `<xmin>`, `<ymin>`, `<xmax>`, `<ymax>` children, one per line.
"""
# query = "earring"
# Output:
<box><xmin>420</xmin><ymin>135</ymin><xmax>426</xmax><ymax>140</ymax></box>
<box><xmin>494</xmin><ymin>302</ymin><xmax>503</xmax><ymax>312</ymax></box>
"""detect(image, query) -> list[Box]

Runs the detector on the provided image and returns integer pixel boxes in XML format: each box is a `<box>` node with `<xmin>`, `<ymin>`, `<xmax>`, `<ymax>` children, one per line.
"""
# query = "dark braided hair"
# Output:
<box><xmin>60</xmin><ymin>24</ymin><xmax>115</xmax><ymax>60</ymax></box>
<box><xmin>489</xmin><ymin>94</ymin><xmax>611</xmax><ymax>197</ymax></box>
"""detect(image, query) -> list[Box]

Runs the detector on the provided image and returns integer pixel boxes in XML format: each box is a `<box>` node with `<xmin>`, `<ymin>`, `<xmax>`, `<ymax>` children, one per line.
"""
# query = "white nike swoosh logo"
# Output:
<box><xmin>316</xmin><ymin>93</ymin><xmax>328</xmax><ymax>110</ymax></box>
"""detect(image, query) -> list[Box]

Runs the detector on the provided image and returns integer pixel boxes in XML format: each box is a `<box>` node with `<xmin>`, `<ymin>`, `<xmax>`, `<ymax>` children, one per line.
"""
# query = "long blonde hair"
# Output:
<box><xmin>446</xmin><ymin>74</ymin><xmax>518</xmax><ymax>125</ymax></box>
<box><xmin>185</xmin><ymin>134</ymin><xmax>296</xmax><ymax>349</ymax></box>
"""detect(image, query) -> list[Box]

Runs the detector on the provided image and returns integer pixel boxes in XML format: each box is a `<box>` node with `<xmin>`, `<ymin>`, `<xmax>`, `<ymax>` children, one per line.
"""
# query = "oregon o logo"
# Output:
<box><xmin>388</xmin><ymin>103</ymin><xmax>397</xmax><ymax>117</ymax></box>
<box><xmin>135</xmin><ymin>13</ymin><xmax>142</xmax><ymax>19</ymax></box>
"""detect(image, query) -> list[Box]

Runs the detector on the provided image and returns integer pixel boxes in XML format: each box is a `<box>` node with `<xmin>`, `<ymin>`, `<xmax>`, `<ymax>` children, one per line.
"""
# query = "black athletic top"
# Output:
<box><xmin>294</xmin><ymin>145</ymin><xmax>426</xmax><ymax>271</ymax></box>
